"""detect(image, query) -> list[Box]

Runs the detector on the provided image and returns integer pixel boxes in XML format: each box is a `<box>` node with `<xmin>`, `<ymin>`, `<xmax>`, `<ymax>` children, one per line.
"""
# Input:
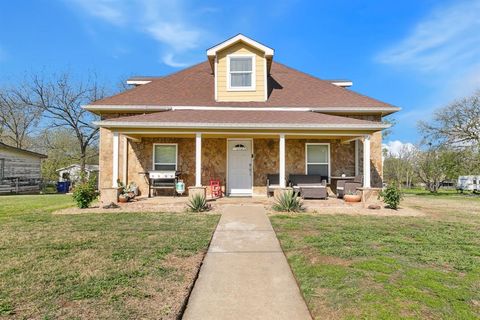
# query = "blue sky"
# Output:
<box><xmin>1</xmin><ymin>0</ymin><xmax>480</xmax><ymax>148</ymax></box>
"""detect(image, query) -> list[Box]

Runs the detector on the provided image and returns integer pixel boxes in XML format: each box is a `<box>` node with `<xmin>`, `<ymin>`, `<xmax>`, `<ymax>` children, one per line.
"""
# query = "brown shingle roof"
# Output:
<box><xmin>92</xmin><ymin>61</ymin><xmax>397</xmax><ymax>110</ymax></box>
<box><xmin>97</xmin><ymin>110</ymin><xmax>387</xmax><ymax>129</ymax></box>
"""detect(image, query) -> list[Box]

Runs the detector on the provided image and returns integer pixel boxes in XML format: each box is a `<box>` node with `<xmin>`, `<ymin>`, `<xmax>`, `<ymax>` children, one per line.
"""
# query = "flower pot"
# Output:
<box><xmin>344</xmin><ymin>194</ymin><xmax>361</xmax><ymax>203</ymax></box>
<box><xmin>118</xmin><ymin>196</ymin><xmax>128</xmax><ymax>203</ymax></box>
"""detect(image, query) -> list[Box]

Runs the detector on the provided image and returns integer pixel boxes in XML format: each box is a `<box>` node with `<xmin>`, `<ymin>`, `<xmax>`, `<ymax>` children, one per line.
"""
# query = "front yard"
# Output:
<box><xmin>271</xmin><ymin>194</ymin><xmax>480</xmax><ymax>319</ymax></box>
<box><xmin>0</xmin><ymin>195</ymin><xmax>219</xmax><ymax>319</ymax></box>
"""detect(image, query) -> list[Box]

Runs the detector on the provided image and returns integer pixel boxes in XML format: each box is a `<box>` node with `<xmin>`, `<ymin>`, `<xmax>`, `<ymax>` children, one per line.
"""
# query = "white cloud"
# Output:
<box><xmin>69</xmin><ymin>0</ymin><xmax>213</xmax><ymax>67</ymax></box>
<box><xmin>377</xmin><ymin>0</ymin><xmax>480</xmax><ymax>71</ymax></box>
<box><xmin>70</xmin><ymin>0</ymin><xmax>126</xmax><ymax>26</ymax></box>
<box><xmin>382</xmin><ymin>140</ymin><xmax>416</xmax><ymax>157</ymax></box>
<box><xmin>146</xmin><ymin>23</ymin><xmax>202</xmax><ymax>52</ymax></box>
<box><xmin>162</xmin><ymin>53</ymin><xmax>190</xmax><ymax>68</ymax></box>
<box><xmin>377</xmin><ymin>0</ymin><xmax>480</xmax><ymax>101</ymax></box>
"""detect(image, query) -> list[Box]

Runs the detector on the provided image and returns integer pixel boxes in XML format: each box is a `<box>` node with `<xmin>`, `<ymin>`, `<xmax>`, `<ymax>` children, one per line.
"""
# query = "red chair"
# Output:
<box><xmin>209</xmin><ymin>179</ymin><xmax>223</xmax><ymax>198</ymax></box>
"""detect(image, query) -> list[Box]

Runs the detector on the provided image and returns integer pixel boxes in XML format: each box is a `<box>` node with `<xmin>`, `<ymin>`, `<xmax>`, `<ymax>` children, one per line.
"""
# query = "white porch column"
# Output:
<box><xmin>279</xmin><ymin>133</ymin><xmax>286</xmax><ymax>188</ymax></box>
<box><xmin>355</xmin><ymin>139</ymin><xmax>359</xmax><ymax>176</ymax></box>
<box><xmin>195</xmin><ymin>133</ymin><xmax>202</xmax><ymax>187</ymax></box>
<box><xmin>363</xmin><ymin>135</ymin><xmax>371</xmax><ymax>188</ymax></box>
<box><xmin>122</xmin><ymin>136</ymin><xmax>128</xmax><ymax>185</ymax></box>
<box><xmin>112</xmin><ymin>131</ymin><xmax>119</xmax><ymax>187</ymax></box>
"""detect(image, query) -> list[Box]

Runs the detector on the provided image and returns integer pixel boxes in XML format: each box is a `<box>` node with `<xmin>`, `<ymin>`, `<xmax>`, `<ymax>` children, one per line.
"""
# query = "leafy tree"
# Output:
<box><xmin>383</xmin><ymin>144</ymin><xmax>416</xmax><ymax>188</ymax></box>
<box><xmin>382</xmin><ymin>116</ymin><xmax>396</xmax><ymax>139</ymax></box>
<box><xmin>34</xmin><ymin>128</ymin><xmax>98</xmax><ymax>181</ymax></box>
<box><xmin>414</xmin><ymin>144</ymin><xmax>449</xmax><ymax>193</ymax></box>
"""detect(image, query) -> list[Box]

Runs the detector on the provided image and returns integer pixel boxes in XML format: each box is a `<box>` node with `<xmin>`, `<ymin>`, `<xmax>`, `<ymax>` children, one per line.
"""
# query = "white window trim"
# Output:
<box><xmin>152</xmin><ymin>143</ymin><xmax>178</xmax><ymax>171</ymax></box>
<box><xmin>227</xmin><ymin>54</ymin><xmax>256</xmax><ymax>91</ymax></box>
<box><xmin>305</xmin><ymin>143</ymin><xmax>331</xmax><ymax>182</ymax></box>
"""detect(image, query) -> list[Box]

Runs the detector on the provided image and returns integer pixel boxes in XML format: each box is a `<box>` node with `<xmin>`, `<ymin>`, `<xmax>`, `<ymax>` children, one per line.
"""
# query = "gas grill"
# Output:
<box><xmin>147</xmin><ymin>170</ymin><xmax>181</xmax><ymax>197</ymax></box>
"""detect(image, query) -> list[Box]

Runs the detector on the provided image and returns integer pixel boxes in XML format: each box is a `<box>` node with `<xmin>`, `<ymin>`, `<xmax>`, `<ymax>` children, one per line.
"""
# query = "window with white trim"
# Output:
<box><xmin>228</xmin><ymin>56</ymin><xmax>254</xmax><ymax>89</ymax></box>
<box><xmin>153</xmin><ymin>144</ymin><xmax>177</xmax><ymax>171</ymax></box>
<box><xmin>306</xmin><ymin>144</ymin><xmax>329</xmax><ymax>177</ymax></box>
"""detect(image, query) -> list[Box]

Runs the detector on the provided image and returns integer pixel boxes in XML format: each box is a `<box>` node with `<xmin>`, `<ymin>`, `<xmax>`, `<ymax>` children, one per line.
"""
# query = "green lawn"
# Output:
<box><xmin>402</xmin><ymin>187</ymin><xmax>480</xmax><ymax>201</ymax></box>
<box><xmin>271</xmin><ymin>198</ymin><xmax>480</xmax><ymax>319</ymax></box>
<box><xmin>0</xmin><ymin>194</ymin><xmax>219</xmax><ymax>319</ymax></box>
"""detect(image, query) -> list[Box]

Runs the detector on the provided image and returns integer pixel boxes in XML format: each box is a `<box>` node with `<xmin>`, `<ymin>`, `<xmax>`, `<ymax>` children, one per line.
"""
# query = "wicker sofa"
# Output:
<box><xmin>288</xmin><ymin>174</ymin><xmax>328</xmax><ymax>199</ymax></box>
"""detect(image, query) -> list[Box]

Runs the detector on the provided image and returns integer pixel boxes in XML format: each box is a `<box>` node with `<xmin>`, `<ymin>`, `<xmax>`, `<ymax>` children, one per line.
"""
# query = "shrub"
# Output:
<box><xmin>378</xmin><ymin>184</ymin><xmax>403</xmax><ymax>210</ymax></box>
<box><xmin>72</xmin><ymin>177</ymin><xmax>98</xmax><ymax>209</ymax></box>
<box><xmin>187</xmin><ymin>194</ymin><xmax>210</xmax><ymax>212</ymax></box>
<box><xmin>272</xmin><ymin>190</ymin><xmax>303</xmax><ymax>212</ymax></box>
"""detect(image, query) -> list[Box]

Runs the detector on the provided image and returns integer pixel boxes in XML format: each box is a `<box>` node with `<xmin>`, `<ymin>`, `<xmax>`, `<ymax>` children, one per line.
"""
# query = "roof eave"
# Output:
<box><xmin>83</xmin><ymin>105</ymin><xmax>400</xmax><ymax>115</ymax></box>
<box><xmin>93</xmin><ymin>121</ymin><xmax>390</xmax><ymax>131</ymax></box>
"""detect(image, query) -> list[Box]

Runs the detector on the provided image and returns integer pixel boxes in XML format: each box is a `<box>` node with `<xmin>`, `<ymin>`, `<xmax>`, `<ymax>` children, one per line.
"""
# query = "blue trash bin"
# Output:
<box><xmin>56</xmin><ymin>181</ymin><xmax>70</xmax><ymax>193</ymax></box>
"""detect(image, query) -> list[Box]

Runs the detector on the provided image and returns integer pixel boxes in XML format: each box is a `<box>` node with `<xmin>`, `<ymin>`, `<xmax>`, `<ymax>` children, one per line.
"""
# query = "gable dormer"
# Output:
<box><xmin>207</xmin><ymin>34</ymin><xmax>274</xmax><ymax>102</ymax></box>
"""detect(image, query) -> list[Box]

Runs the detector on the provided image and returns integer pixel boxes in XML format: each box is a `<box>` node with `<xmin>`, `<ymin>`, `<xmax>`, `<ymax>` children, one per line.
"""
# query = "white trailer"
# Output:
<box><xmin>457</xmin><ymin>176</ymin><xmax>480</xmax><ymax>192</ymax></box>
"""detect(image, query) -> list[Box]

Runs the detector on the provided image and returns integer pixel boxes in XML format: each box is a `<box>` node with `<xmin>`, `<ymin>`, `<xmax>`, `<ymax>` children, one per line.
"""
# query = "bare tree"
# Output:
<box><xmin>0</xmin><ymin>88</ymin><xmax>41</xmax><ymax>149</ymax></box>
<box><xmin>18</xmin><ymin>73</ymin><xmax>106</xmax><ymax>176</ymax></box>
<box><xmin>419</xmin><ymin>90</ymin><xmax>480</xmax><ymax>146</ymax></box>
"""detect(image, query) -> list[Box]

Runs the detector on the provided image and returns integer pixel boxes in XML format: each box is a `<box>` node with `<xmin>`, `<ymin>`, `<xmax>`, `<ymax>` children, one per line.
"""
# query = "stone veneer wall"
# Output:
<box><xmin>253</xmin><ymin>139</ymin><xmax>279</xmax><ymax>195</ymax></box>
<box><xmin>98</xmin><ymin>128</ymin><xmax>383</xmax><ymax>197</ymax></box>
<box><xmin>285</xmin><ymin>139</ymin><xmax>356</xmax><ymax>177</ymax></box>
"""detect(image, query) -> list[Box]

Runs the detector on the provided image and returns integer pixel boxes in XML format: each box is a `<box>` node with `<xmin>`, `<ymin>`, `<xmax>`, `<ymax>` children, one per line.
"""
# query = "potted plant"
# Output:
<box><xmin>118</xmin><ymin>193</ymin><xmax>129</xmax><ymax>203</ymax></box>
<box><xmin>344</xmin><ymin>190</ymin><xmax>361</xmax><ymax>202</ymax></box>
<box><xmin>117</xmin><ymin>180</ymin><xmax>133</xmax><ymax>203</ymax></box>
<box><xmin>126</xmin><ymin>182</ymin><xmax>139</xmax><ymax>198</ymax></box>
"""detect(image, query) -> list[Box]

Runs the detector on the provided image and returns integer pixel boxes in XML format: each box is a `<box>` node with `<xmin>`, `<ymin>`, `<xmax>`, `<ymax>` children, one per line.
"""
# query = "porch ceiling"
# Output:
<box><xmin>122</xmin><ymin>132</ymin><xmax>365</xmax><ymax>144</ymax></box>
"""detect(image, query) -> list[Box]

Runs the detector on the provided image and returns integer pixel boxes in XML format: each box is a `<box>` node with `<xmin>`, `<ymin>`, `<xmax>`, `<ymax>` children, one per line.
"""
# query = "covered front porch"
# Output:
<box><xmin>102</xmin><ymin>129</ymin><xmax>381</xmax><ymax>201</ymax></box>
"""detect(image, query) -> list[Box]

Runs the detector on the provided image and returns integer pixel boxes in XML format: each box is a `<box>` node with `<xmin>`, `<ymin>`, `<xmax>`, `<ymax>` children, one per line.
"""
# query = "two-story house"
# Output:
<box><xmin>86</xmin><ymin>34</ymin><xmax>399</xmax><ymax>202</ymax></box>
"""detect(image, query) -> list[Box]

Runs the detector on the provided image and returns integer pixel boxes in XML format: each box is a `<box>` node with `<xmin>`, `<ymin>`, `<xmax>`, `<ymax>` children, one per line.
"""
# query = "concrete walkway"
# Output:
<box><xmin>182</xmin><ymin>205</ymin><xmax>312</xmax><ymax>320</ymax></box>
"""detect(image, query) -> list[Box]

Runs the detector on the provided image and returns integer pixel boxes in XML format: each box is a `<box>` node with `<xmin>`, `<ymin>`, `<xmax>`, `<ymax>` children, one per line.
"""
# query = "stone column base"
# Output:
<box><xmin>100</xmin><ymin>187</ymin><xmax>122</xmax><ymax>205</ymax></box>
<box><xmin>273</xmin><ymin>187</ymin><xmax>294</xmax><ymax>198</ymax></box>
<box><xmin>188</xmin><ymin>186</ymin><xmax>207</xmax><ymax>198</ymax></box>
<box><xmin>358</xmin><ymin>187</ymin><xmax>382</xmax><ymax>207</ymax></box>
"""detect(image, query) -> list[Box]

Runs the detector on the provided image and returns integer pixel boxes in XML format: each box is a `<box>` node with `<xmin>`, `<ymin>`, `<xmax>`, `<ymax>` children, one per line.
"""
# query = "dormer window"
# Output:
<box><xmin>227</xmin><ymin>55</ymin><xmax>255</xmax><ymax>91</ymax></box>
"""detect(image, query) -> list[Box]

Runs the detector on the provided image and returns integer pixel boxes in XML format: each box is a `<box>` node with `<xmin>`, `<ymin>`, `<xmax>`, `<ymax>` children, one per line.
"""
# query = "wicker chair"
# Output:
<box><xmin>266</xmin><ymin>174</ymin><xmax>281</xmax><ymax>197</ymax></box>
<box><xmin>337</xmin><ymin>175</ymin><xmax>363</xmax><ymax>198</ymax></box>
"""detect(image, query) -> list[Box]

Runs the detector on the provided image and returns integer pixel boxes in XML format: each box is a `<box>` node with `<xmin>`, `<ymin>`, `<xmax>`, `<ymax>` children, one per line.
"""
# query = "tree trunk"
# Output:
<box><xmin>80</xmin><ymin>145</ymin><xmax>87</xmax><ymax>183</ymax></box>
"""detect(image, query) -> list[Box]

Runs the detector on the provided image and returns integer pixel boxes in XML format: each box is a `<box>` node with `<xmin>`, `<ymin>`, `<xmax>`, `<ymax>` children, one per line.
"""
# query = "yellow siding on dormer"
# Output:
<box><xmin>216</xmin><ymin>42</ymin><xmax>266</xmax><ymax>102</ymax></box>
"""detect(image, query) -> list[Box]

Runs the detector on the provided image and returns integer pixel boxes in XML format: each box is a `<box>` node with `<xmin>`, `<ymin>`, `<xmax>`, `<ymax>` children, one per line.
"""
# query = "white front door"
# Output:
<box><xmin>227</xmin><ymin>139</ymin><xmax>253</xmax><ymax>196</ymax></box>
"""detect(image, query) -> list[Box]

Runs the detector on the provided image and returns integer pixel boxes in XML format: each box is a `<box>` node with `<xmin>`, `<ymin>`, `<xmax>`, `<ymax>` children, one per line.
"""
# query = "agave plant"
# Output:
<box><xmin>187</xmin><ymin>194</ymin><xmax>210</xmax><ymax>212</ymax></box>
<box><xmin>272</xmin><ymin>190</ymin><xmax>303</xmax><ymax>212</ymax></box>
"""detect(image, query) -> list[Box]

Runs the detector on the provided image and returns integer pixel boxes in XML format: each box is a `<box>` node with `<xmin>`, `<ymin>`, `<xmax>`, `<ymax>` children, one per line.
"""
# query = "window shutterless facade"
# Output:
<box><xmin>152</xmin><ymin>144</ymin><xmax>177</xmax><ymax>171</ymax></box>
<box><xmin>305</xmin><ymin>143</ymin><xmax>330</xmax><ymax>180</ymax></box>
<box><xmin>227</xmin><ymin>55</ymin><xmax>255</xmax><ymax>91</ymax></box>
